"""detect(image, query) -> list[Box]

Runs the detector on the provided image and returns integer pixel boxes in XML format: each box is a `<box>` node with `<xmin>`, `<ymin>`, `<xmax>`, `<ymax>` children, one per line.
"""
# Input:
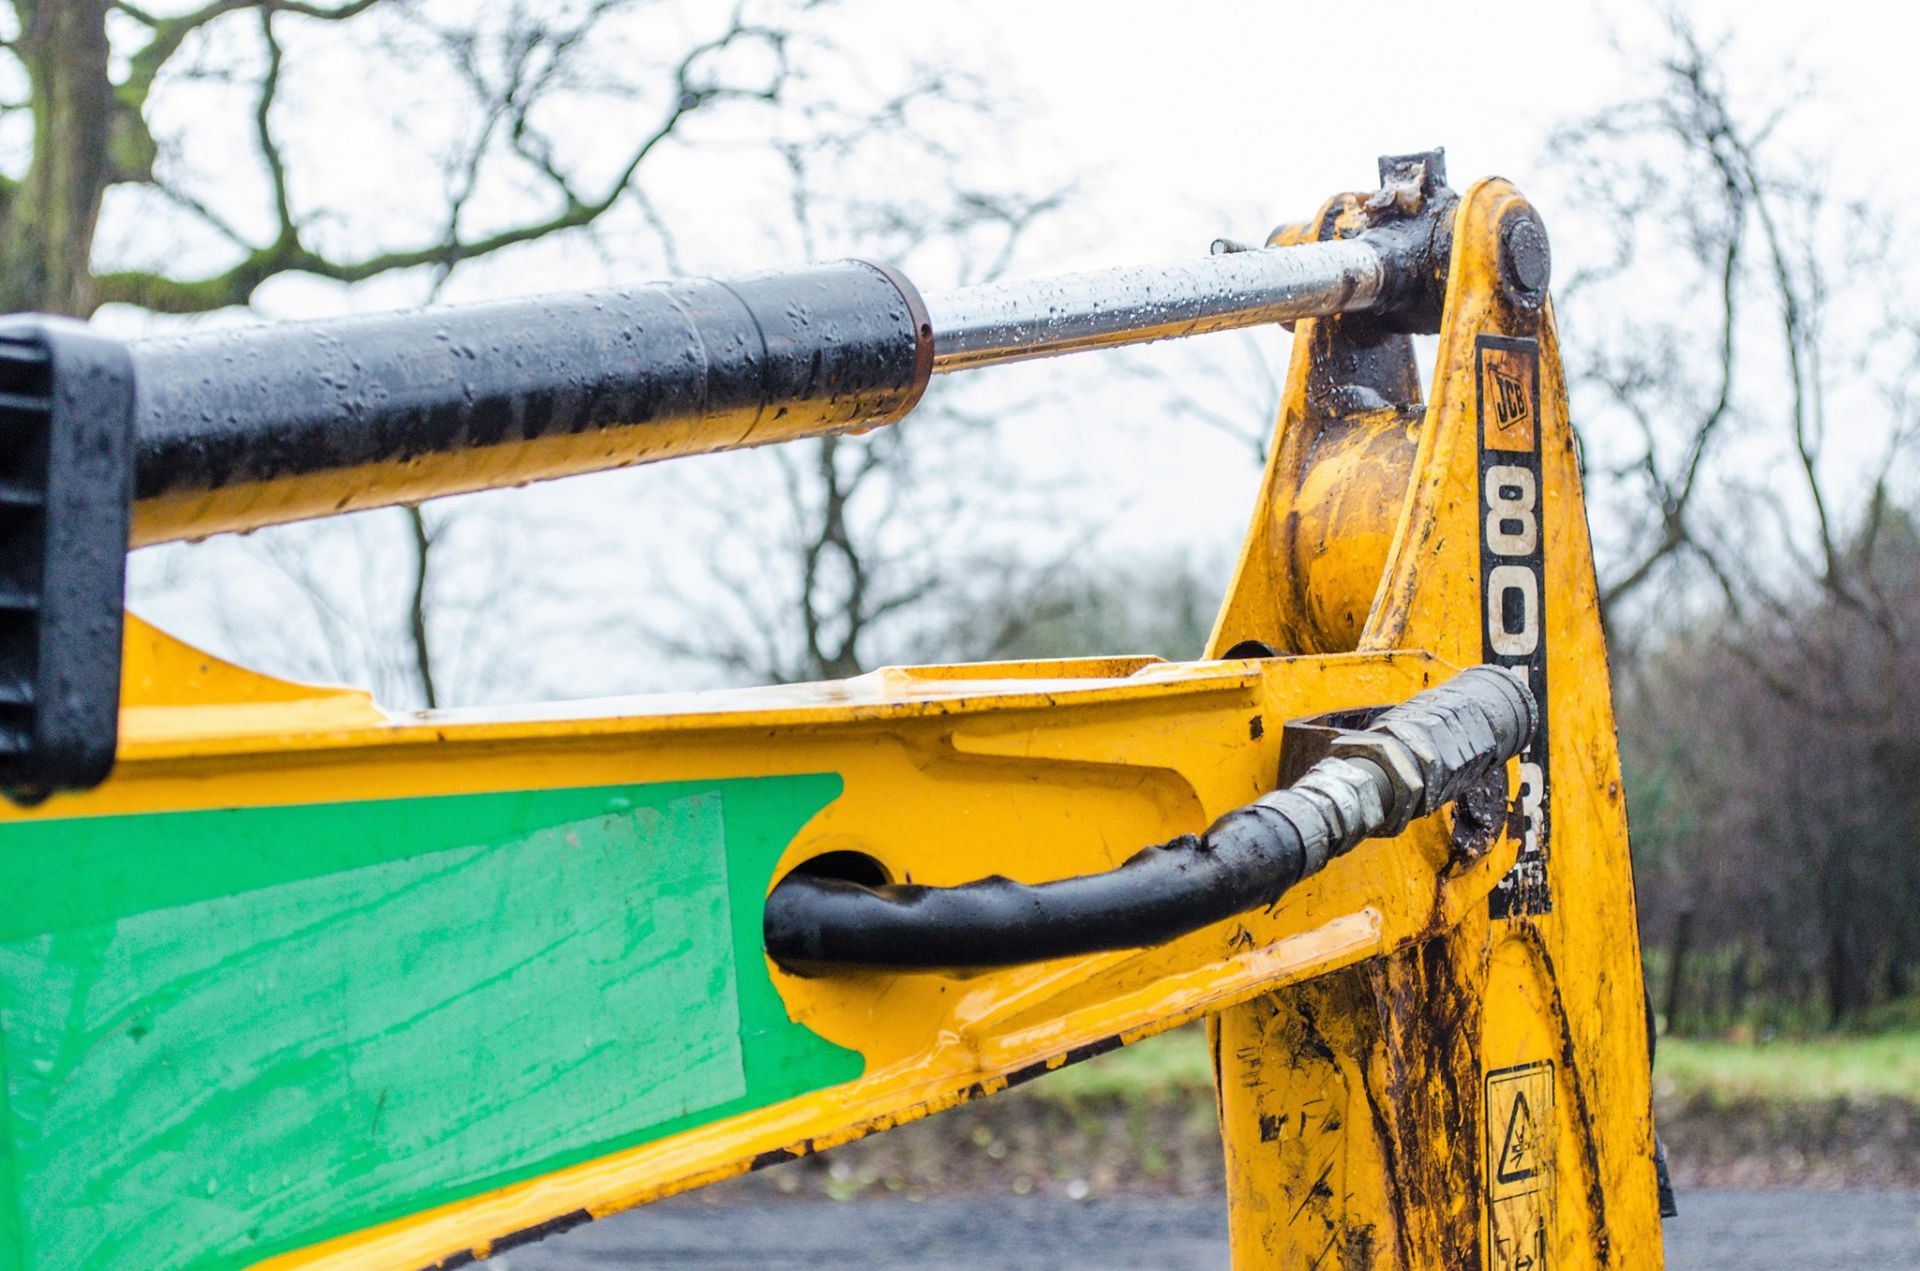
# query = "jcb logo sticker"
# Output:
<box><xmin>1478</xmin><ymin>335</ymin><xmax>1551</xmax><ymax>919</ymax></box>
<box><xmin>1481</xmin><ymin>344</ymin><xmax>1538</xmax><ymax>452</ymax></box>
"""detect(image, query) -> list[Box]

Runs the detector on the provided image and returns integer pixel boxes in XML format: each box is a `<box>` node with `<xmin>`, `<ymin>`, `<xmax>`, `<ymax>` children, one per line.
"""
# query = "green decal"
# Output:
<box><xmin>0</xmin><ymin>776</ymin><xmax>856</xmax><ymax>1269</ymax></box>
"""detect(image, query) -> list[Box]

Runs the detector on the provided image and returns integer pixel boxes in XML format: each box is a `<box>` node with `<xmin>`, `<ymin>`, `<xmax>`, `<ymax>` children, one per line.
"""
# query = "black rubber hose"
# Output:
<box><xmin>764</xmin><ymin>665</ymin><xmax>1537</xmax><ymax>973</ymax></box>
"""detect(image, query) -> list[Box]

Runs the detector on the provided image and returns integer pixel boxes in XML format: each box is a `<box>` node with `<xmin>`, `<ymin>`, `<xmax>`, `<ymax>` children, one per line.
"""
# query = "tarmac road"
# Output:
<box><xmin>500</xmin><ymin>1189</ymin><xmax>1920</xmax><ymax>1269</ymax></box>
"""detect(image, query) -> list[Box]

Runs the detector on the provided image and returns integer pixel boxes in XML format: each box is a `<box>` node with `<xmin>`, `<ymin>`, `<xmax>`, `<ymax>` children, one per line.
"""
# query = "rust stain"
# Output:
<box><xmin>1448</xmin><ymin>768</ymin><xmax>1508</xmax><ymax>862</ymax></box>
<box><xmin>1367</xmin><ymin>932</ymin><xmax>1486</xmax><ymax>1267</ymax></box>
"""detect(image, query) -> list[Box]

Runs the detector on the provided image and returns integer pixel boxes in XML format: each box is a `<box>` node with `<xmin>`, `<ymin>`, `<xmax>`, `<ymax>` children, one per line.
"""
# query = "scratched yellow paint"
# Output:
<box><xmin>0</xmin><ymin>605</ymin><xmax>1525</xmax><ymax>1269</ymax></box>
<box><xmin>1208</xmin><ymin>178</ymin><xmax>1662</xmax><ymax>1267</ymax></box>
<box><xmin>1</xmin><ymin>170</ymin><xmax>1664</xmax><ymax>1269</ymax></box>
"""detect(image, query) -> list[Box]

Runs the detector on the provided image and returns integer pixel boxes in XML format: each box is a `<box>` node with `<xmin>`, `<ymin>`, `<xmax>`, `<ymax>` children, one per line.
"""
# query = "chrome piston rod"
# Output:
<box><xmin>923</xmin><ymin>237</ymin><xmax>1390</xmax><ymax>373</ymax></box>
<box><xmin>119</xmin><ymin>181</ymin><xmax>1453</xmax><ymax>544</ymax></box>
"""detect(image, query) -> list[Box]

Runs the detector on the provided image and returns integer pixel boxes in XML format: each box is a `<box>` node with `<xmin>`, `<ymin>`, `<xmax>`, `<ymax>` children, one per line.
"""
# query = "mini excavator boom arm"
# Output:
<box><xmin>0</xmin><ymin>150</ymin><xmax>1665</xmax><ymax>1270</ymax></box>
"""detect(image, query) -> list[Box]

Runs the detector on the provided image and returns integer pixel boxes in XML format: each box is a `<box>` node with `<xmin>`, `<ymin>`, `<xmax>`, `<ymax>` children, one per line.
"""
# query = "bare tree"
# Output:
<box><xmin>624</xmin><ymin>95</ymin><xmax>1067</xmax><ymax>687</ymax></box>
<box><xmin>30</xmin><ymin>0</ymin><xmax>1066</xmax><ymax>704</ymax></box>
<box><xmin>952</xmin><ymin>546</ymin><xmax>1226</xmax><ymax>665</ymax></box>
<box><xmin>4</xmin><ymin>2</ymin><xmax>834</xmax><ymax>316</ymax></box>
<box><xmin>1620</xmin><ymin>514</ymin><xmax>1920</xmax><ymax>1028</ymax></box>
<box><xmin>1547</xmin><ymin>10</ymin><xmax>1918</xmax><ymax>633</ymax></box>
<box><xmin>1555</xmin><ymin>10</ymin><xmax>1920</xmax><ymax>1028</ymax></box>
<box><xmin>1116</xmin><ymin>331</ymin><xmax>1287</xmax><ymax>467</ymax></box>
<box><xmin>637</xmin><ymin>411</ymin><xmax>1020</xmax><ymax>686</ymax></box>
<box><xmin>132</xmin><ymin>493</ymin><xmax>545</xmax><ymax>705</ymax></box>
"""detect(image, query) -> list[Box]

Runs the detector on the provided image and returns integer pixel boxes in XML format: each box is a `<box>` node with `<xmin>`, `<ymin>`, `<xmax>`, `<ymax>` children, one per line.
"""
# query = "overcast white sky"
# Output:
<box><xmin>877</xmin><ymin>0</ymin><xmax>1902</xmax><ymax>263</ymax></box>
<box><xmin>122</xmin><ymin>0</ymin><xmax>1920</xmax><ymax>701</ymax></box>
<box><xmin>895</xmin><ymin>0</ymin><xmax>1917</xmax><ymax>555</ymax></box>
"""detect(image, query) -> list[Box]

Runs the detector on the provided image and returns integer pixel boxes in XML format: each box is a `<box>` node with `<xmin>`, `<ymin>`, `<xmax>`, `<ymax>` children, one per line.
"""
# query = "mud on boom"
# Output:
<box><xmin>0</xmin><ymin>151</ymin><xmax>1668</xmax><ymax>1268</ymax></box>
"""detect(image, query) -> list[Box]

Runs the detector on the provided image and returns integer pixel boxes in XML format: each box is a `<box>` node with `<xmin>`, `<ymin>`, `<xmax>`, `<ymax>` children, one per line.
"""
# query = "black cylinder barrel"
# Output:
<box><xmin>129</xmin><ymin>261</ymin><xmax>932</xmax><ymax>544</ymax></box>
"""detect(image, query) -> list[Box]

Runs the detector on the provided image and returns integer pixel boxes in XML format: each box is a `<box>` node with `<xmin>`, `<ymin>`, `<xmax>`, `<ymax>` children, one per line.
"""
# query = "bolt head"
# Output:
<box><xmin>1500</xmin><ymin>211</ymin><xmax>1552</xmax><ymax>309</ymax></box>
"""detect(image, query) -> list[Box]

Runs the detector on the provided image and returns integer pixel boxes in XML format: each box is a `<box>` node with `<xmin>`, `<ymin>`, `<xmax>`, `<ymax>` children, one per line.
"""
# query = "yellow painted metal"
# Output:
<box><xmin>1208</xmin><ymin>179</ymin><xmax>1662</xmax><ymax>1266</ymax></box>
<box><xmin>48</xmin><ymin>629</ymin><xmax>1515</xmax><ymax>1268</ymax></box>
<box><xmin>18</xmin><ymin>169</ymin><xmax>1663</xmax><ymax>1268</ymax></box>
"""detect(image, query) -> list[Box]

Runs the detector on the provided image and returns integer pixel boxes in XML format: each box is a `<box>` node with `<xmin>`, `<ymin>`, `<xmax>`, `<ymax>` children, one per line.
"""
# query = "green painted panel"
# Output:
<box><xmin>0</xmin><ymin>777</ymin><xmax>857</xmax><ymax>1269</ymax></box>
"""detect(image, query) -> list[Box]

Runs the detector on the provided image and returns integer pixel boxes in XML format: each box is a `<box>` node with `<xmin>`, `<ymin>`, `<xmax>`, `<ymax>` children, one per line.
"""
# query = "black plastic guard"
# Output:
<box><xmin>0</xmin><ymin>317</ymin><xmax>134</xmax><ymax>800</ymax></box>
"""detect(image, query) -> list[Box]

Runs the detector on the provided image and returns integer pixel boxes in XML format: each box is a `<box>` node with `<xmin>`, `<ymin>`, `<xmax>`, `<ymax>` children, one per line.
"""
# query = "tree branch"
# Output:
<box><xmin>99</xmin><ymin>8</ymin><xmax>797</xmax><ymax>312</ymax></box>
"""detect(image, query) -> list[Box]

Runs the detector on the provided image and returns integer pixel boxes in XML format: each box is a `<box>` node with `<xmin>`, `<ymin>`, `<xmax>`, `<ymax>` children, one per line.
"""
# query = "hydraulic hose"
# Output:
<box><xmin>763</xmin><ymin>665</ymin><xmax>1536</xmax><ymax>973</ymax></box>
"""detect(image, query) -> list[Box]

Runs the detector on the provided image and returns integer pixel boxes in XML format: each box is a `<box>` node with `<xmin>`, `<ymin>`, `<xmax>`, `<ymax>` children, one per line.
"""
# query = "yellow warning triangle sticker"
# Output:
<box><xmin>1497</xmin><ymin>1091</ymin><xmax>1543</xmax><ymax>1185</ymax></box>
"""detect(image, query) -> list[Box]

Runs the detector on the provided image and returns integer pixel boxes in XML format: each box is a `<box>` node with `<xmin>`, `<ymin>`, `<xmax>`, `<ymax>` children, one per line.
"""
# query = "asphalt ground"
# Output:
<box><xmin>498</xmin><ymin>1189</ymin><xmax>1920</xmax><ymax>1269</ymax></box>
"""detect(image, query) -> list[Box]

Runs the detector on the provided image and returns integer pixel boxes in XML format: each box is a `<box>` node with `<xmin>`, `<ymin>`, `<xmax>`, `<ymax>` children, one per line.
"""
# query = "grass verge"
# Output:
<box><xmin>1655</xmin><ymin>1031</ymin><xmax>1920</xmax><ymax>1103</ymax></box>
<box><xmin>1043</xmin><ymin>1021</ymin><xmax>1920</xmax><ymax>1105</ymax></box>
<box><xmin>687</xmin><ymin>1023</ymin><xmax>1920</xmax><ymax>1203</ymax></box>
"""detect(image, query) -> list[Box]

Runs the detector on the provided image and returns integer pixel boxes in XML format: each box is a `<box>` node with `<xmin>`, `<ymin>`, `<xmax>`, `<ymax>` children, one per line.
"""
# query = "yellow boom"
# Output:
<box><xmin>0</xmin><ymin>151</ymin><xmax>1665</xmax><ymax>1269</ymax></box>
